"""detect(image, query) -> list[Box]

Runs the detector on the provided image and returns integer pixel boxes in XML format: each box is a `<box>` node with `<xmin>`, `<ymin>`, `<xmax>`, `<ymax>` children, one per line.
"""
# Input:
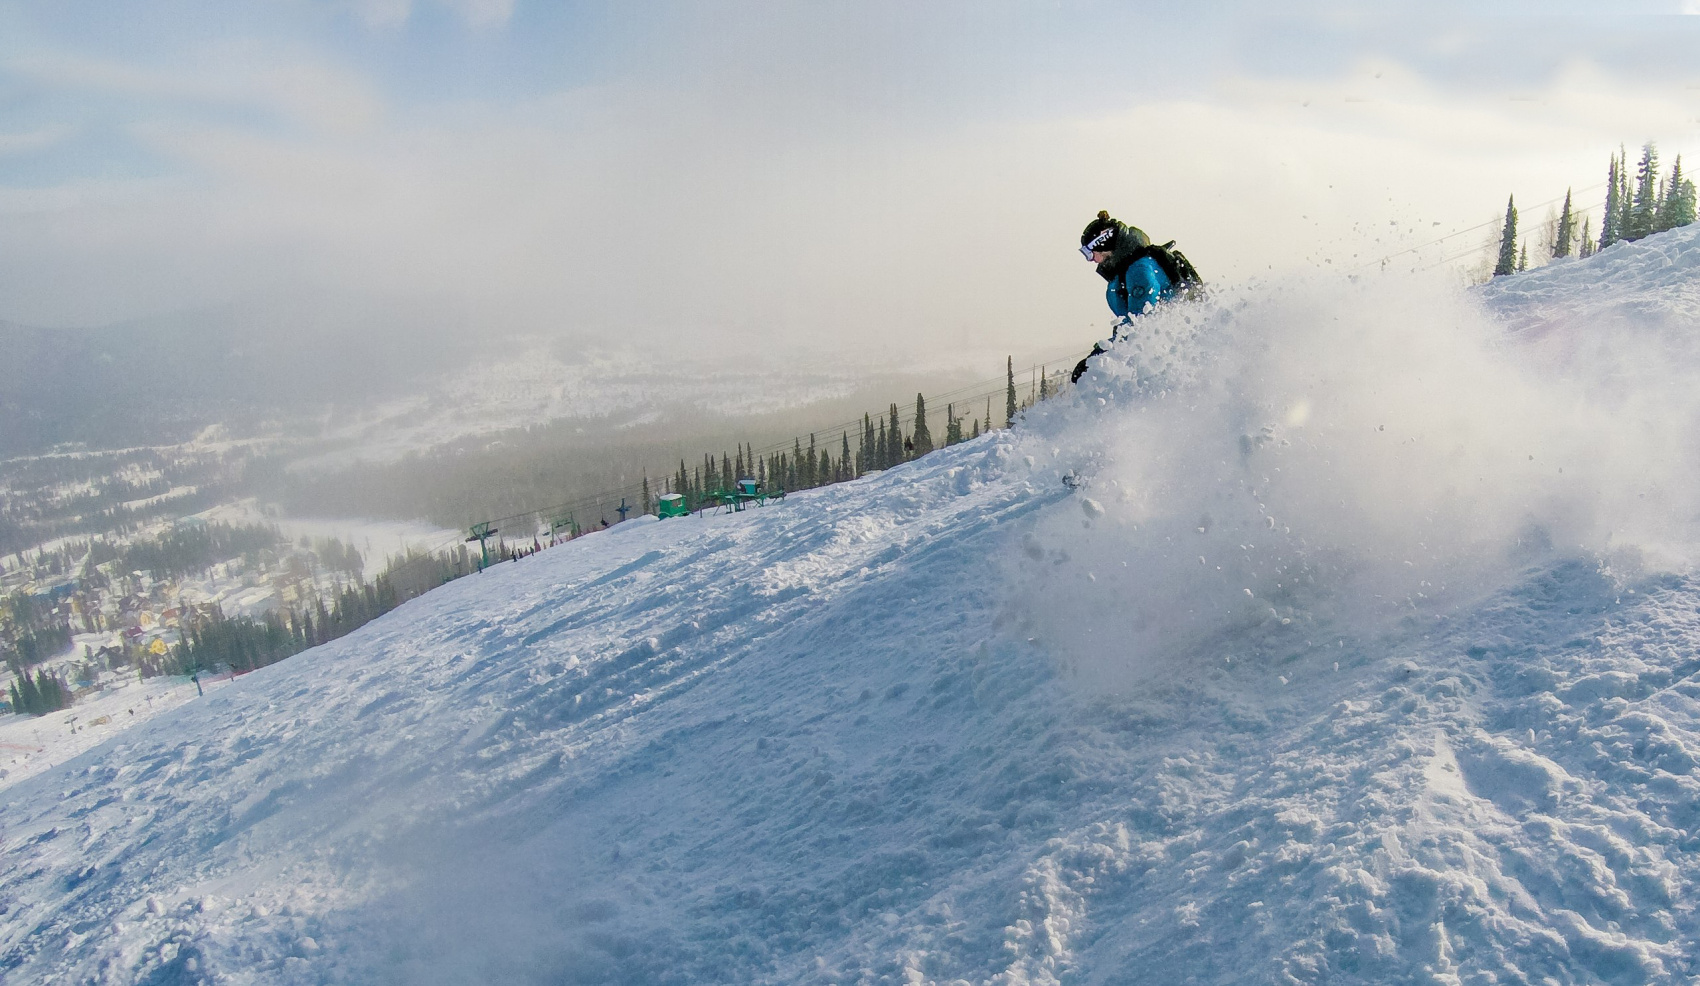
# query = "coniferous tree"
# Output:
<box><xmin>1493</xmin><ymin>195</ymin><xmax>1519</xmax><ymax>277</ymax></box>
<box><xmin>1039</xmin><ymin>367</ymin><xmax>1050</xmax><ymax>401</ymax></box>
<box><xmin>1554</xmin><ymin>189</ymin><xmax>1575</xmax><ymax>258</ymax></box>
<box><xmin>888</xmin><ymin>404</ymin><xmax>903</xmax><ymax>464</ymax></box>
<box><xmin>30</xmin><ymin>670</ymin><xmax>52</xmax><ymax>712</ymax></box>
<box><xmin>806</xmin><ymin>435</ymin><xmax>818</xmax><ymax>488</ymax></box>
<box><xmin>945</xmin><ymin>403</ymin><xmax>961</xmax><ymax>446</ymax></box>
<box><xmin>861</xmin><ymin>414</ymin><xmax>874</xmax><ymax>474</ymax></box>
<box><xmin>1517</xmin><ymin>242</ymin><xmax>1528</xmax><ymax>272</ymax></box>
<box><xmin>1005</xmin><ymin>357</ymin><xmax>1017</xmax><ymax>428</ymax></box>
<box><xmin>1601</xmin><ymin>152</ymin><xmax>1621</xmax><ymax>249</ymax></box>
<box><xmin>1628</xmin><ymin>142</ymin><xmax>1660</xmax><ymax>241</ymax></box>
<box><xmin>841</xmin><ymin>431</ymin><xmax>853</xmax><ymax>480</ymax></box>
<box><xmin>641</xmin><ymin>474</ymin><xmax>652</xmax><ymax>516</ymax></box>
<box><xmin>1616</xmin><ymin>145</ymin><xmax>1634</xmax><ymax>243</ymax></box>
<box><xmin>10</xmin><ymin>668</ymin><xmax>69</xmax><ymax>714</ymax></box>
<box><xmin>1660</xmin><ymin>155</ymin><xmax>1697</xmax><ymax>231</ymax></box>
<box><xmin>875</xmin><ymin>419</ymin><xmax>888</xmax><ymax>471</ymax></box>
<box><xmin>1579</xmin><ymin>216</ymin><xmax>1594</xmax><ymax>258</ymax></box>
<box><xmin>911</xmin><ymin>394</ymin><xmax>933</xmax><ymax>456</ymax></box>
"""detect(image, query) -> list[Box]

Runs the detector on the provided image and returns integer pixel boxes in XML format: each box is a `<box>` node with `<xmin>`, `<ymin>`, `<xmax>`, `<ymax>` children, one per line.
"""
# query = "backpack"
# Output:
<box><xmin>1131</xmin><ymin>240</ymin><xmax>1204</xmax><ymax>296</ymax></box>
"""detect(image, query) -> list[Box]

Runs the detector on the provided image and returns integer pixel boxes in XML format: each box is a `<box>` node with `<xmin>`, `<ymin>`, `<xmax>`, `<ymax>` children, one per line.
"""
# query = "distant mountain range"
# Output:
<box><xmin>0</xmin><ymin>299</ymin><xmax>483</xmax><ymax>457</ymax></box>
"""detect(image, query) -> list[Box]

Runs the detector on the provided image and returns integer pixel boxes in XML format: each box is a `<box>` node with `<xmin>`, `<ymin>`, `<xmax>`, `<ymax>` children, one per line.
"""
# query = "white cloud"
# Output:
<box><xmin>1</xmin><ymin>4</ymin><xmax>1697</xmax><ymax>364</ymax></box>
<box><xmin>347</xmin><ymin>0</ymin><xmax>511</xmax><ymax>29</ymax></box>
<box><xmin>355</xmin><ymin>0</ymin><xmax>413</xmax><ymax>29</ymax></box>
<box><xmin>4</xmin><ymin>60</ymin><xmax>1691</xmax><ymax>354</ymax></box>
<box><xmin>0</xmin><ymin>124</ymin><xmax>72</xmax><ymax>156</ymax></box>
<box><xmin>7</xmin><ymin>48</ymin><xmax>384</xmax><ymax>134</ymax></box>
<box><xmin>442</xmin><ymin>0</ymin><xmax>513</xmax><ymax>28</ymax></box>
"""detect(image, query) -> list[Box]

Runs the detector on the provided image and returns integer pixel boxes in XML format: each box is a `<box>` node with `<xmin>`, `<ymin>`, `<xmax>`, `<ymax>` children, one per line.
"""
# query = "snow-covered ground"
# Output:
<box><xmin>117</xmin><ymin>486</ymin><xmax>199</xmax><ymax>513</ymax></box>
<box><xmin>0</xmin><ymin>674</ymin><xmax>222</xmax><ymax>792</ymax></box>
<box><xmin>6</xmin><ymin>228</ymin><xmax>1700</xmax><ymax>984</ymax></box>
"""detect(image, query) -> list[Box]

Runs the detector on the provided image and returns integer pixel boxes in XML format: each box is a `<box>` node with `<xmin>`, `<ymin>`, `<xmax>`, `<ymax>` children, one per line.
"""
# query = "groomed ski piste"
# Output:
<box><xmin>8</xmin><ymin>227</ymin><xmax>1700</xmax><ymax>985</ymax></box>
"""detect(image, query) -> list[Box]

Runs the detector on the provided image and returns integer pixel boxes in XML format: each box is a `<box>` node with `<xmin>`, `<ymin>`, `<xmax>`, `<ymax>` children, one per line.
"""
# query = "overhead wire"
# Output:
<box><xmin>1354</xmin><ymin>183</ymin><xmax>1607</xmax><ymax>274</ymax></box>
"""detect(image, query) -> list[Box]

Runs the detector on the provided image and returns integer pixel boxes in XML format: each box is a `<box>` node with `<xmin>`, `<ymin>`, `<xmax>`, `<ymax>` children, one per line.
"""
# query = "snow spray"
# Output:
<box><xmin>1010</xmin><ymin>261</ymin><xmax>1700</xmax><ymax>690</ymax></box>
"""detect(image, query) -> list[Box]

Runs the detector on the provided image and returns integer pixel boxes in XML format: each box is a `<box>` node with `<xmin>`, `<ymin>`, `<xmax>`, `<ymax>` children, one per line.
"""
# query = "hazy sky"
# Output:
<box><xmin>2</xmin><ymin>1</ymin><xmax>1698</xmax><ymax>361</ymax></box>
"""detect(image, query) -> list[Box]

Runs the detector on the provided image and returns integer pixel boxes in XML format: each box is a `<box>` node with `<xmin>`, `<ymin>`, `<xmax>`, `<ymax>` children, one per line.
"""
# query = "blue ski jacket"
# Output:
<box><xmin>1106</xmin><ymin>255</ymin><xmax>1174</xmax><ymax>320</ymax></box>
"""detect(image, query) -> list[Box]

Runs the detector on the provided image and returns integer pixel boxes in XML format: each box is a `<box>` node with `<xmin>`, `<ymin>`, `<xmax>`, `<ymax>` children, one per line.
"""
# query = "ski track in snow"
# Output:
<box><xmin>7</xmin><ymin>228</ymin><xmax>1700</xmax><ymax>984</ymax></box>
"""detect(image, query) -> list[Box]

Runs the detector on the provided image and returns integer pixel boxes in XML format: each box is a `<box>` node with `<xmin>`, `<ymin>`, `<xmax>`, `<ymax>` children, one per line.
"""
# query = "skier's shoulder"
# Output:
<box><xmin>1129</xmin><ymin>239</ymin><xmax>1204</xmax><ymax>290</ymax></box>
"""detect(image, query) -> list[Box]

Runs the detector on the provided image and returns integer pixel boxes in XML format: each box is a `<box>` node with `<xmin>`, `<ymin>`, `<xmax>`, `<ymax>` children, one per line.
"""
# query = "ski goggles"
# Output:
<box><xmin>1079</xmin><ymin>227</ymin><xmax>1113</xmax><ymax>259</ymax></box>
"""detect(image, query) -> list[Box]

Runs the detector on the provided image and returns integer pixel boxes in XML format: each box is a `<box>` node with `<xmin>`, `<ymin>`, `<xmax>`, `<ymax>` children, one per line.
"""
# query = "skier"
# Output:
<box><xmin>1071</xmin><ymin>210</ymin><xmax>1199</xmax><ymax>382</ymax></box>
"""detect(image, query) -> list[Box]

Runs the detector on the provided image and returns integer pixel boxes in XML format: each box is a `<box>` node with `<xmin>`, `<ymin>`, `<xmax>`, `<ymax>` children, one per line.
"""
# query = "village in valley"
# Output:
<box><xmin>0</xmin><ymin>438</ymin><xmax>459</xmax><ymax>786</ymax></box>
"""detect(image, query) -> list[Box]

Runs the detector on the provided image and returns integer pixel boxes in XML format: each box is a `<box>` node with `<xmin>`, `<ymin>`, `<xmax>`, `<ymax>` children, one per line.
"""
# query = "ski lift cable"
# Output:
<box><xmin>1415</xmin><ymin>197</ymin><xmax>1607</xmax><ymax>273</ymax></box>
<box><xmin>1352</xmin><ymin>182</ymin><xmax>1608</xmax><ymax>273</ymax></box>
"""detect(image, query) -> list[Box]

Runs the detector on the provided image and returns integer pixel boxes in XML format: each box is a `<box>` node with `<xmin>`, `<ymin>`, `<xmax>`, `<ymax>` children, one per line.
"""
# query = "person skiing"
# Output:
<box><xmin>1071</xmin><ymin>210</ymin><xmax>1198</xmax><ymax>382</ymax></box>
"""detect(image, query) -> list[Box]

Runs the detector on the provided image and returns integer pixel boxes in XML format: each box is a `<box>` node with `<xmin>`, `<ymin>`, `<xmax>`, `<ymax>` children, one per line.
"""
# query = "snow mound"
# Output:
<box><xmin>7</xmin><ymin>226</ymin><xmax>1700</xmax><ymax>984</ymax></box>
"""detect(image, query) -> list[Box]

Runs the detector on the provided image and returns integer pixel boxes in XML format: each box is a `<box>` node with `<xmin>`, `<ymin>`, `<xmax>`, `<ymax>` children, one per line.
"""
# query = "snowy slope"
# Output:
<box><xmin>7</xmin><ymin>227</ymin><xmax>1700</xmax><ymax>985</ymax></box>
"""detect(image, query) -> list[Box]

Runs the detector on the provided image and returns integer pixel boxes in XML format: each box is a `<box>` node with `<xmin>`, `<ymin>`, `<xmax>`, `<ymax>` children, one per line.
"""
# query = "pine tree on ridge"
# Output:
<box><xmin>1493</xmin><ymin>195</ymin><xmax>1518</xmax><ymax>277</ymax></box>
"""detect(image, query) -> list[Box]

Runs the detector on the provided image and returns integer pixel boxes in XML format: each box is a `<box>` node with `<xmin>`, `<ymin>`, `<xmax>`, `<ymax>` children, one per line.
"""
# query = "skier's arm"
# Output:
<box><xmin>1105</xmin><ymin>279</ymin><xmax>1130</xmax><ymax>319</ymax></box>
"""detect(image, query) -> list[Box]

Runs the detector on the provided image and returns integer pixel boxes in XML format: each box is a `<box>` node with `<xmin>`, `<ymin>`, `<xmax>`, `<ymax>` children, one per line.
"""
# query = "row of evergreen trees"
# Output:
<box><xmin>653</xmin><ymin>385</ymin><xmax>1013</xmax><ymax>514</ymax></box>
<box><xmin>642</xmin><ymin>355</ymin><xmax>1067</xmax><ymax>517</ymax></box>
<box><xmin>119</xmin><ymin>522</ymin><xmax>281</xmax><ymax>581</ymax></box>
<box><xmin>1495</xmin><ymin>141</ymin><xmax>1697</xmax><ymax>276</ymax></box>
<box><xmin>145</xmin><ymin>548</ymin><xmax>474</xmax><ymax>680</ymax></box>
<box><xmin>8</xmin><ymin>668</ymin><xmax>71</xmax><ymax>715</ymax></box>
<box><xmin>3</xmin><ymin>619</ymin><xmax>72</xmax><ymax>677</ymax></box>
<box><xmin>1599</xmin><ymin>143</ymin><xmax>1696</xmax><ymax>247</ymax></box>
<box><xmin>474</xmin><ymin>353</ymin><xmax>1063</xmax><ymax>538</ymax></box>
<box><xmin>2</xmin><ymin>588</ymin><xmax>74</xmax><ymax>698</ymax></box>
